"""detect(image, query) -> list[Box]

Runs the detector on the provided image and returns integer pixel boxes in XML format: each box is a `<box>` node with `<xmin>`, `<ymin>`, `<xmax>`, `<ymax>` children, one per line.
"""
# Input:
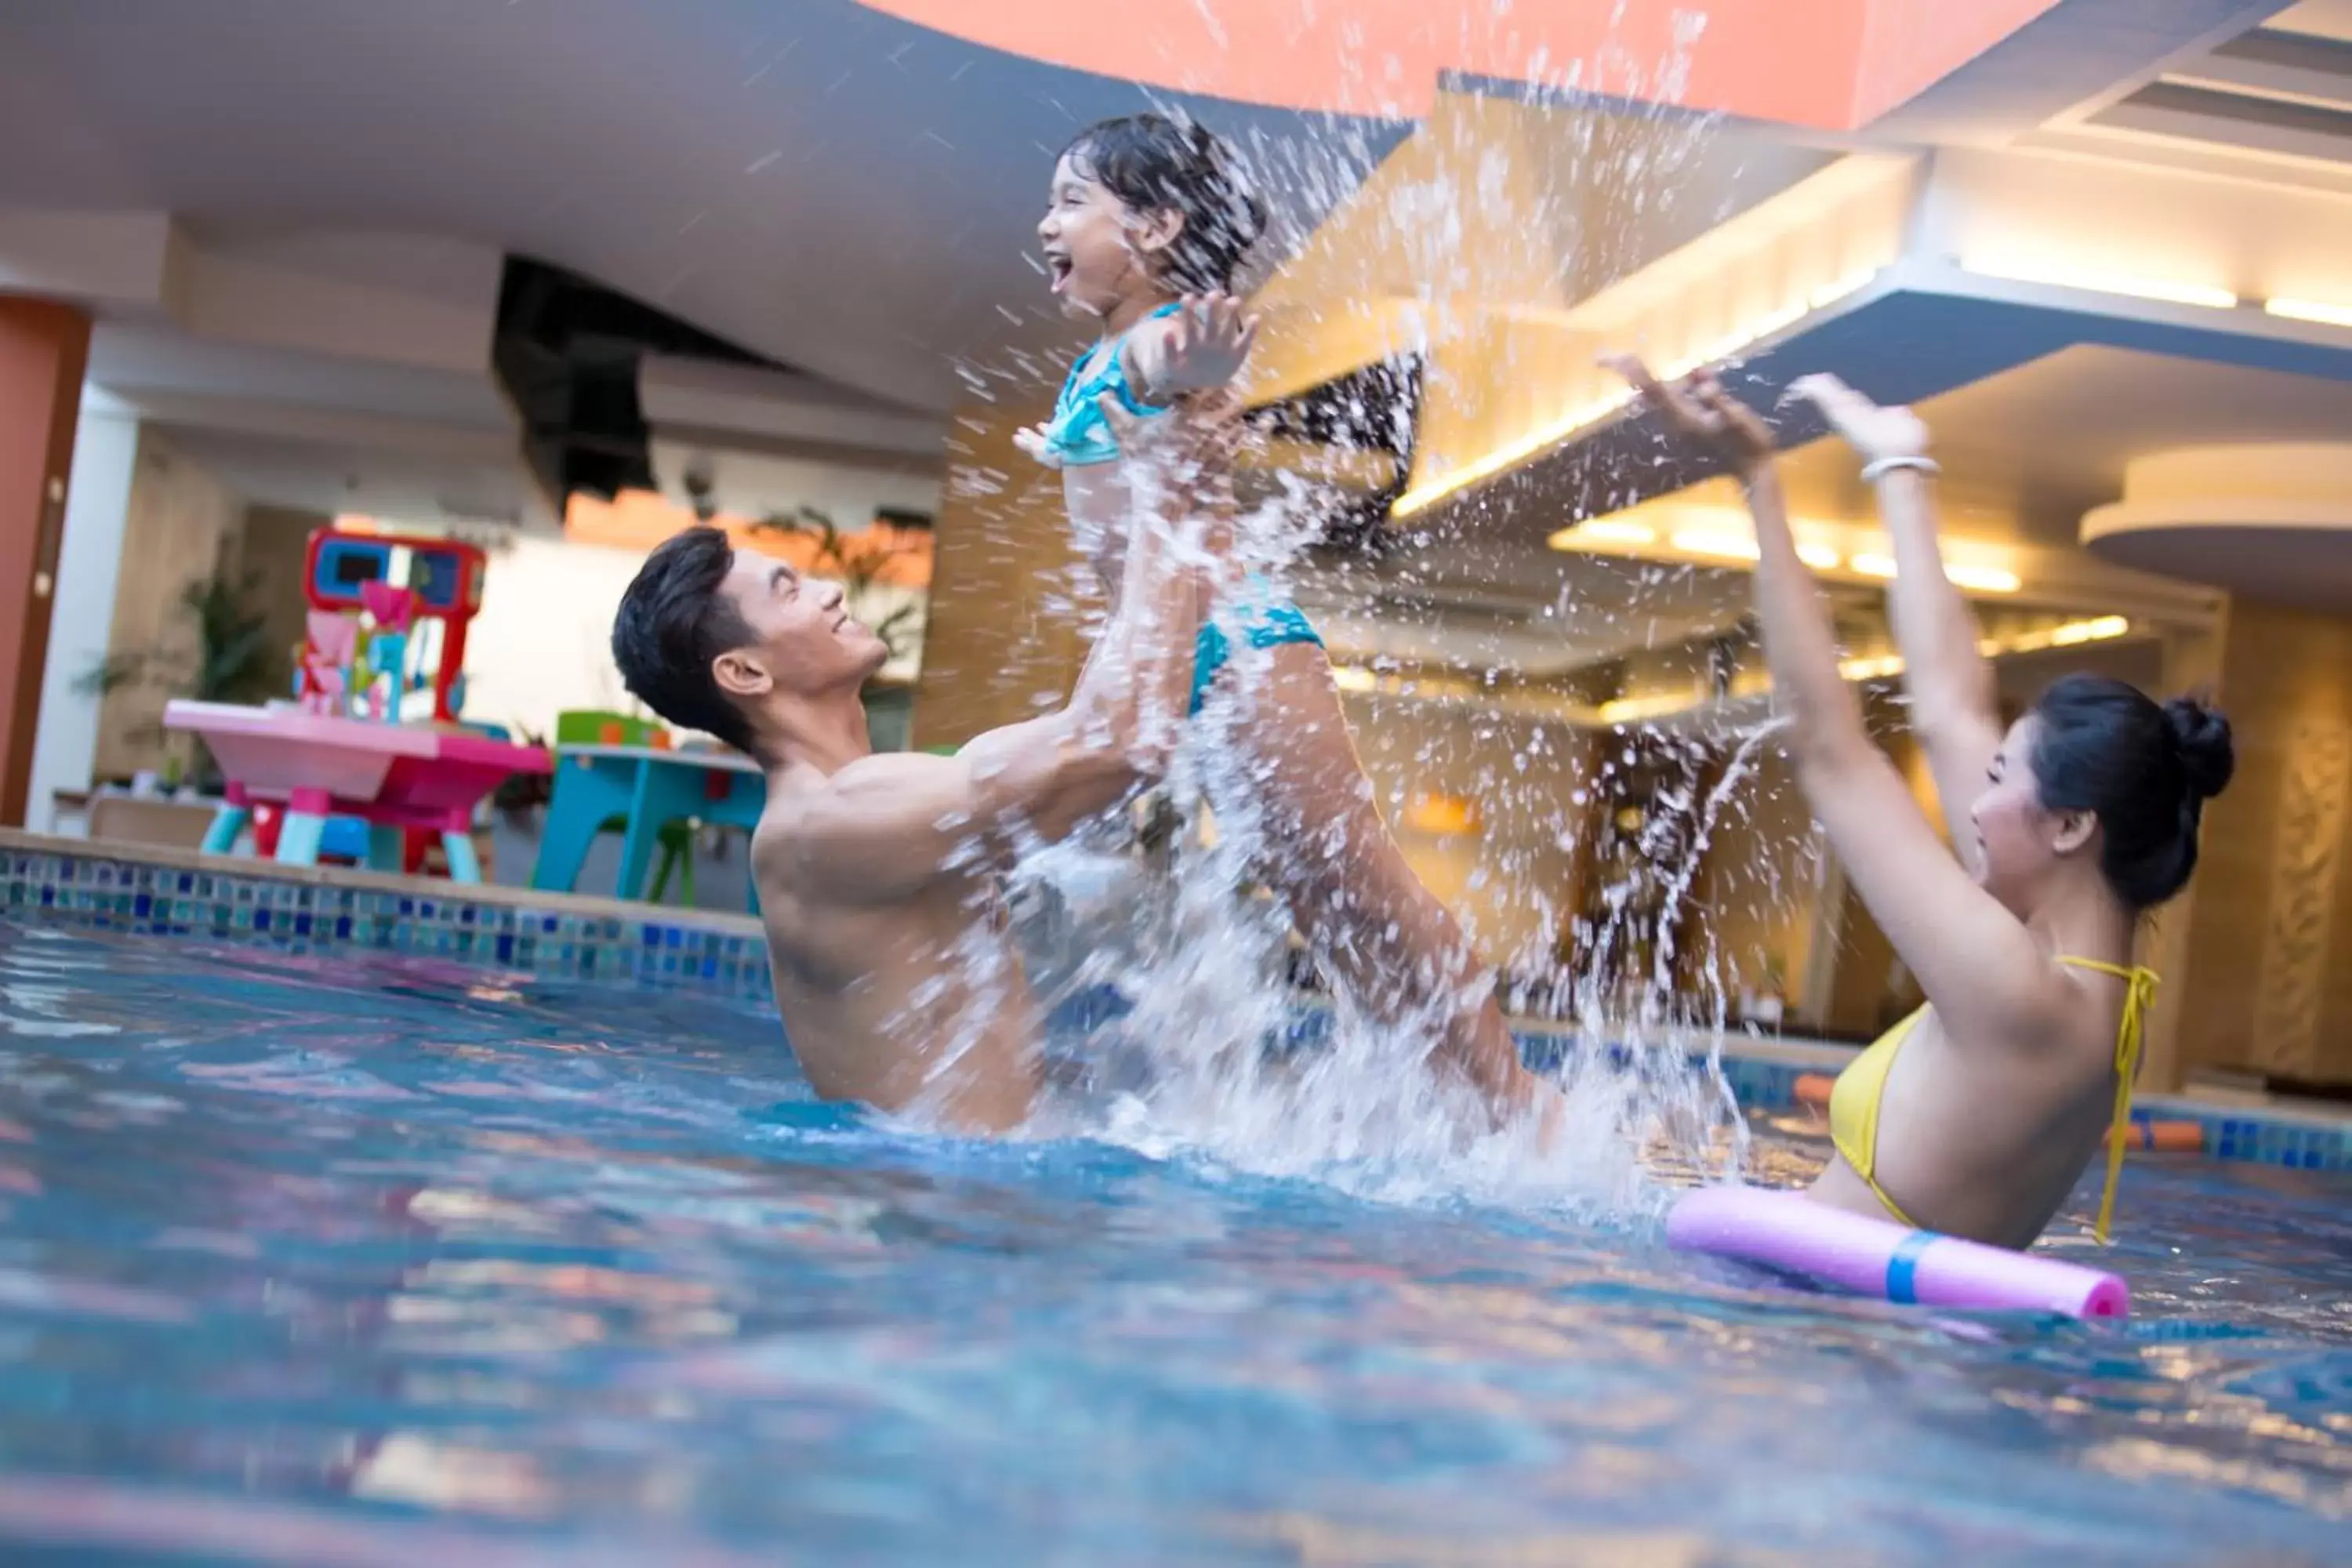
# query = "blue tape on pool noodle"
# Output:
<box><xmin>1884</xmin><ymin>1229</ymin><xmax>1941</xmax><ymax>1305</ymax></box>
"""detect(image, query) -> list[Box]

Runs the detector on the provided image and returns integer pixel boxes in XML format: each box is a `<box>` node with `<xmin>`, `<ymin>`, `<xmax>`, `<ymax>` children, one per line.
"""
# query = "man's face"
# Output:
<box><xmin>710</xmin><ymin>550</ymin><xmax>888</xmax><ymax>704</ymax></box>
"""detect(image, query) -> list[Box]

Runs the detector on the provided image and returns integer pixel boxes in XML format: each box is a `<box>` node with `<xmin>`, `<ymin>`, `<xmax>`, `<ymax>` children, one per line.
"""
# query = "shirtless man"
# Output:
<box><xmin>608</xmin><ymin>391</ymin><xmax>1236</xmax><ymax>1131</ymax></box>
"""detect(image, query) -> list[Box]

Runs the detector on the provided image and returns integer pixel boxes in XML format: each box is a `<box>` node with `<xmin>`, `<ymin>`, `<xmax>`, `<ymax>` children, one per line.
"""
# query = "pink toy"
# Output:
<box><xmin>165</xmin><ymin>700</ymin><xmax>550</xmax><ymax>882</ymax></box>
<box><xmin>305</xmin><ymin>528</ymin><xmax>484</xmax><ymax>724</ymax></box>
<box><xmin>298</xmin><ymin>612</ymin><xmax>360</xmax><ymax>716</ymax></box>
<box><xmin>359</xmin><ymin>580</ymin><xmax>417</xmax><ymax>630</ymax></box>
<box><xmin>1666</xmin><ymin>1185</ymin><xmax>2129</xmax><ymax>1319</ymax></box>
<box><xmin>306</xmin><ymin>612</ymin><xmax>358</xmax><ymax>665</ymax></box>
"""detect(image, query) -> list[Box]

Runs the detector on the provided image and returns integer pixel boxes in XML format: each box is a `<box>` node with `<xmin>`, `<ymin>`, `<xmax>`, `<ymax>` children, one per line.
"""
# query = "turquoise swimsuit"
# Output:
<box><xmin>1041</xmin><ymin>307</ymin><xmax>1324</xmax><ymax>711</ymax></box>
<box><xmin>1039</xmin><ymin>302</ymin><xmax>1185</xmax><ymax>468</ymax></box>
<box><xmin>1191</xmin><ymin>582</ymin><xmax>1323</xmax><ymax>716</ymax></box>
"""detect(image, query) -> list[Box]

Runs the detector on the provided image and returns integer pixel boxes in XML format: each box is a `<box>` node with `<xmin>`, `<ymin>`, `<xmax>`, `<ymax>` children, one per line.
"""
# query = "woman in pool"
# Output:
<box><xmin>1604</xmin><ymin>356</ymin><xmax>2233</xmax><ymax>1247</ymax></box>
<box><xmin>1022</xmin><ymin>112</ymin><xmax>1552</xmax><ymax>1129</ymax></box>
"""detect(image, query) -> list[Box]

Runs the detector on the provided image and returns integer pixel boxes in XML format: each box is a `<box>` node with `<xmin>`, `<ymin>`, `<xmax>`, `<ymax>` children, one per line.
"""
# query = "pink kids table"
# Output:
<box><xmin>163</xmin><ymin>702</ymin><xmax>551</xmax><ymax>882</ymax></box>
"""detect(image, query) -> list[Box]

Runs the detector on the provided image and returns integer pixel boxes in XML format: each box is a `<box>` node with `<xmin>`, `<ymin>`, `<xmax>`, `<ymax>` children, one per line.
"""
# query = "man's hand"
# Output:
<box><xmin>1602</xmin><ymin>354</ymin><xmax>1777</xmax><ymax>474</ymax></box>
<box><xmin>1785</xmin><ymin>373</ymin><xmax>1931</xmax><ymax>466</ymax></box>
<box><xmin>1133</xmin><ymin>292</ymin><xmax>1259</xmax><ymax>399</ymax></box>
<box><xmin>1098</xmin><ymin>385</ymin><xmax>1243</xmax><ymax>482</ymax></box>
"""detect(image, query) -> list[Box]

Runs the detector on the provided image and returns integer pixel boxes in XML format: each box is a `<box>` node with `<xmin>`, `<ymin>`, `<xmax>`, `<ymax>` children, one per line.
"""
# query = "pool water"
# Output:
<box><xmin>0</xmin><ymin>918</ymin><xmax>2345</xmax><ymax>1566</ymax></box>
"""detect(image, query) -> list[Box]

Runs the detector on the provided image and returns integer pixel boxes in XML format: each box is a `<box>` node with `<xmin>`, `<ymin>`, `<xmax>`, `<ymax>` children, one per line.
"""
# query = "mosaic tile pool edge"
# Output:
<box><xmin>3</xmin><ymin>844</ymin><xmax>777</xmax><ymax>1003</ymax></box>
<box><xmin>7</xmin><ymin>842</ymin><xmax>2346</xmax><ymax>1173</ymax></box>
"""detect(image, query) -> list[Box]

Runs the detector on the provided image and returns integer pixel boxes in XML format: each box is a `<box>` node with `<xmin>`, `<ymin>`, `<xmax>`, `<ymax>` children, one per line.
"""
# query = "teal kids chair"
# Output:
<box><xmin>533</xmin><ymin>710</ymin><xmax>701</xmax><ymax>902</ymax></box>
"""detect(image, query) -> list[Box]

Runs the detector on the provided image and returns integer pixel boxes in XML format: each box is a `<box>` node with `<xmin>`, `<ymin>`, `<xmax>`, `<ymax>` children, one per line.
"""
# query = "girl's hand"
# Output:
<box><xmin>1014</xmin><ymin>424</ymin><xmax>1063</xmax><ymax>470</ymax></box>
<box><xmin>1138</xmin><ymin>292</ymin><xmax>1259</xmax><ymax>397</ymax></box>
<box><xmin>1785</xmin><ymin>374</ymin><xmax>1930</xmax><ymax>466</ymax></box>
<box><xmin>1602</xmin><ymin>354</ymin><xmax>1777</xmax><ymax>474</ymax></box>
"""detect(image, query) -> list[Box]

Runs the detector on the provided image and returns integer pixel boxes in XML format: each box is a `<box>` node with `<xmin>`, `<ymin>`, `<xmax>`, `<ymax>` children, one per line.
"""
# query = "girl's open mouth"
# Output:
<box><xmin>1047</xmin><ymin>253</ymin><xmax>1073</xmax><ymax>293</ymax></box>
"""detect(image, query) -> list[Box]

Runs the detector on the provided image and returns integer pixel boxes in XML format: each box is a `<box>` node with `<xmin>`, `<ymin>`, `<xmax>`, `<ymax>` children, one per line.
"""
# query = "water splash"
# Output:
<box><xmin>928</xmin><ymin>13</ymin><xmax>1831</xmax><ymax>1211</ymax></box>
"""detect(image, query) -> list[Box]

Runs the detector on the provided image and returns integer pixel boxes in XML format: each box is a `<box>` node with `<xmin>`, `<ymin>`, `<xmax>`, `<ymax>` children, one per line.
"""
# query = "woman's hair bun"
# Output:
<box><xmin>2164</xmin><ymin>697</ymin><xmax>2235</xmax><ymax>801</ymax></box>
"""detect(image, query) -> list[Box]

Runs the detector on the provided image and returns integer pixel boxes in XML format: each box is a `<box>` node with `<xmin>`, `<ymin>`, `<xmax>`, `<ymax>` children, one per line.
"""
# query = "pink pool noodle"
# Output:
<box><xmin>1667</xmin><ymin>1186</ymin><xmax>2129</xmax><ymax>1319</ymax></box>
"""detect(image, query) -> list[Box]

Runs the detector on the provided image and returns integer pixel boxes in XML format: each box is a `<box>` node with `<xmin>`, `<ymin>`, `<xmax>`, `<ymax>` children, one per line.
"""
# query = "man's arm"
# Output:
<box><xmin>764</xmin><ymin>393</ymin><xmax>1239</xmax><ymax>906</ymax></box>
<box><xmin>757</xmin><ymin>727</ymin><xmax>1147</xmax><ymax>905</ymax></box>
<box><xmin>1066</xmin><ymin>387</ymin><xmax>1240</xmax><ymax>753</ymax></box>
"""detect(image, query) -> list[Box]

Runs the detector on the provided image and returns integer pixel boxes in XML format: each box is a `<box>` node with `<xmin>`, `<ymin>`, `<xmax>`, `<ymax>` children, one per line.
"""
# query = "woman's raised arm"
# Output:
<box><xmin>1602</xmin><ymin>357</ymin><xmax>2065</xmax><ymax>1050</ymax></box>
<box><xmin>1788</xmin><ymin>375</ymin><xmax>2003</xmax><ymax>873</ymax></box>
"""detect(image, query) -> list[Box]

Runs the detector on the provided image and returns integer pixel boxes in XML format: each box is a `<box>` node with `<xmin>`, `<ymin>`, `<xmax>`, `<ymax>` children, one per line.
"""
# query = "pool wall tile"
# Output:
<box><xmin>2</xmin><ymin>841</ymin><xmax>775</xmax><ymax>1005</ymax></box>
<box><xmin>5</xmin><ymin>834</ymin><xmax>2347</xmax><ymax>1172</ymax></box>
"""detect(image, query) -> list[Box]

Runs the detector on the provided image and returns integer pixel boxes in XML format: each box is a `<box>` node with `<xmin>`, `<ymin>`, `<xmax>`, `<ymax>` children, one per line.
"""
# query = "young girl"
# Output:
<box><xmin>1605</xmin><ymin>354</ymin><xmax>2233</xmax><ymax>1247</ymax></box>
<box><xmin>1022</xmin><ymin>114</ymin><xmax>1552</xmax><ymax>1129</ymax></box>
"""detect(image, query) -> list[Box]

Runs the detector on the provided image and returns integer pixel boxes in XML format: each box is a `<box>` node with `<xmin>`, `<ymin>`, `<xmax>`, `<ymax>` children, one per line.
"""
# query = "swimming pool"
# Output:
<box><xmin>0</xmin><ymin>915</ymin><xmax>2344</xmax><ymax>1565</ymax></box>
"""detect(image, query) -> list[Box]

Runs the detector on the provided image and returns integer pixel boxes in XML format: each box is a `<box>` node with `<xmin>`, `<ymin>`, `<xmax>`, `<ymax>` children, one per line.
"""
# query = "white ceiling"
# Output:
<box><xmin>2269</xmin><ymin>0</ymin><xmax>2352</xmax><ymax>41</ymax></box>
<box><xmin>9</xmin><ymin>0</ymin><xmax>2348</xmax><ymax>662</ymax></box>
<box><xmin>1774</xmin><ymin>344</ymin><xmax>2352</xmax><ymax>550</ymax></box>
<box><xmin>0</xmin><ymin>0</ymin><xmax>1392</xmax><ymax>415</ymax></box>
<box><xmin>82</xmin><ymin>317</ymin><xmax>545</xmax><ymax>525</ymax></box>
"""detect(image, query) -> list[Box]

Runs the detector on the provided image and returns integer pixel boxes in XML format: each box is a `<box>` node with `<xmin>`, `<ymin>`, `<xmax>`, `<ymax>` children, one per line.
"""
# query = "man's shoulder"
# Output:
<box><xmin>750</xmin><ymin>750</ymin><xmax>964</xmax><ymax>858</ymax></box>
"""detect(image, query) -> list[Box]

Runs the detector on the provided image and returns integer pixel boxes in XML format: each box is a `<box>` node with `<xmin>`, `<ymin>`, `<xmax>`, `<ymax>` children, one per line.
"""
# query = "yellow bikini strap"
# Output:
<box><xmin>2063</xmin><ymin>960</ymin><xmax>2160</xmax><ymax>1244</ymax></box>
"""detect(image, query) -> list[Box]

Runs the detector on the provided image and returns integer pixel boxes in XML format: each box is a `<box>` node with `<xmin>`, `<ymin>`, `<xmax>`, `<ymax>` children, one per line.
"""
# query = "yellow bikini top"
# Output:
<box><xmin>1828</xmin><ymin>957</ymin><xmax>2158</xmax><ymax>1243</ymax></box>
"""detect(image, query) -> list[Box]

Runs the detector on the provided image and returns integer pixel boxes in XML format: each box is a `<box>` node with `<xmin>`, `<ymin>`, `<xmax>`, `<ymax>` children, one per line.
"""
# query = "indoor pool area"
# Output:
<box><xmin>0</xmin><ymin>848</ymin><xmax>2347</xmax><ymax>1566</ymax></box>
<box><xmin>15</xmin><ymin>8</ymin><xmax>2352</xmax><ymax>1562</ymax></box>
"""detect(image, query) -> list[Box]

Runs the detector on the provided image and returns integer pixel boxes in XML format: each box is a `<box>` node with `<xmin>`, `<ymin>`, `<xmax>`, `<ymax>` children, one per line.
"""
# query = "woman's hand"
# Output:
<box><xmin>1602</xmin><ymin>354</ymin><xmax>1777</xmax><ymax>475</ymax></box>
<box><xmin>1785</xmin><ymin>374</ymin><xmax>1930</xmax><ymax>466</ymax></box>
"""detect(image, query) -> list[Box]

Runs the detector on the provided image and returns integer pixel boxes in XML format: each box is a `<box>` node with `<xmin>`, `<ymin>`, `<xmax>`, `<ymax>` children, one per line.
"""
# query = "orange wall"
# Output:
<box><xmin>0</xmin><ymin>298</ymin><xmax>91</xmax><ymax>824</ymax></box>
<box><xmin>563</xmin><ymin>490</ymin><xmax>932</xmax><ymax>590</ymax></box>
<box><xmin>856</xmin><ymin>0</ymin><xmax>2063</xmax><ymax>129</ymax></box>
<box><xmin>1851</xmin><ymin>0</ymin><xmax>2068</xmax><ymax>125</ymax></box>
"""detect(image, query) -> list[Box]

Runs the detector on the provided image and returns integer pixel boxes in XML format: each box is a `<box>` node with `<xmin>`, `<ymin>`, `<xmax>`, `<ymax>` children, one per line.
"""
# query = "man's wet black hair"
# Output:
<box><xmin>611</xmin><ymin>526</ymin><xmax>760</xmax><ymax>754</ymax></box>
<box><xmin>1062</xmin><ymin>113</ymin><xmax>1268</xmax><ymax>292</ymax></box>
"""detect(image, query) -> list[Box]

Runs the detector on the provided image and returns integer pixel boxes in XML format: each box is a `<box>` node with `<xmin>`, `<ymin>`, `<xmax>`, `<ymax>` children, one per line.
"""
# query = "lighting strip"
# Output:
<box><xmin>1962</xmin><ymin>258</ymin><xmax>2239</xmax><ymax>312</ymax></box>
<box><xmin>1392</xmin><ymin>267</ymin><xmax>1888</xmax><ymax>521</ymax></box>
<box><xmin>1849</xmin><ymin>554</ymin><xmax>2020</xmax><ymax>594</ymax></box>
<box><xmin>1563</xmin><ymin>520</ymin><xmax>1657</xmax><ymax>548</ymax></box>
<box><xmin>1810</xmin><ymin>266</ymin><xmax>1881</xmax><ymax>311</ymax></box>
<box><xmin>1843</xmin><ymin>618</ymin><xmax>2136</xmax><ymax>687</ymax></box>
<box><xmin>1668</xmin><ymin>528</ymin><xmax>1760</xmax><ymax>562</ymax></box>
<box><xmin>1330</xmin><ymin>618</ymin><xmax>2134</xmax><ymax>731</ymax></box>
<box><xmin>1559</xmin><ymin>526</ymin><xmax>2023</xmax><ymax>593</ymax></box>
<box><xmin>1391</xmin><ymin>393</ymin><xmax>1635</xmax><ymax>519</ymax></box>
<box><xmin>2266</xmin><ymin>296</ymin><xmax>2352</xmax><ymax>329</ymax></box>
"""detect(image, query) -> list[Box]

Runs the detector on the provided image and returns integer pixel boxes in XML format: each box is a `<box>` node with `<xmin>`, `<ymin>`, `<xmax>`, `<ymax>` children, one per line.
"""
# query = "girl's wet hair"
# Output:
<box><xmin>1062</xmin><ymin>114</ymin><xmax>1268</xmax><ymax>292</ymax></box>
<box><xmin>2029</xmin><ymin>673</ymin><xmax>2235</xmax><ymax>909</ymax></box>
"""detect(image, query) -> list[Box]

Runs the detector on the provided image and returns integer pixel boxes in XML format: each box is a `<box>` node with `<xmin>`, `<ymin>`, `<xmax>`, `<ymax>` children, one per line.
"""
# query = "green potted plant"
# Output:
<box><xmin>78</xmin><ymin>566</ymin><xmax>277</xmax><ymax>792</ymax></box>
